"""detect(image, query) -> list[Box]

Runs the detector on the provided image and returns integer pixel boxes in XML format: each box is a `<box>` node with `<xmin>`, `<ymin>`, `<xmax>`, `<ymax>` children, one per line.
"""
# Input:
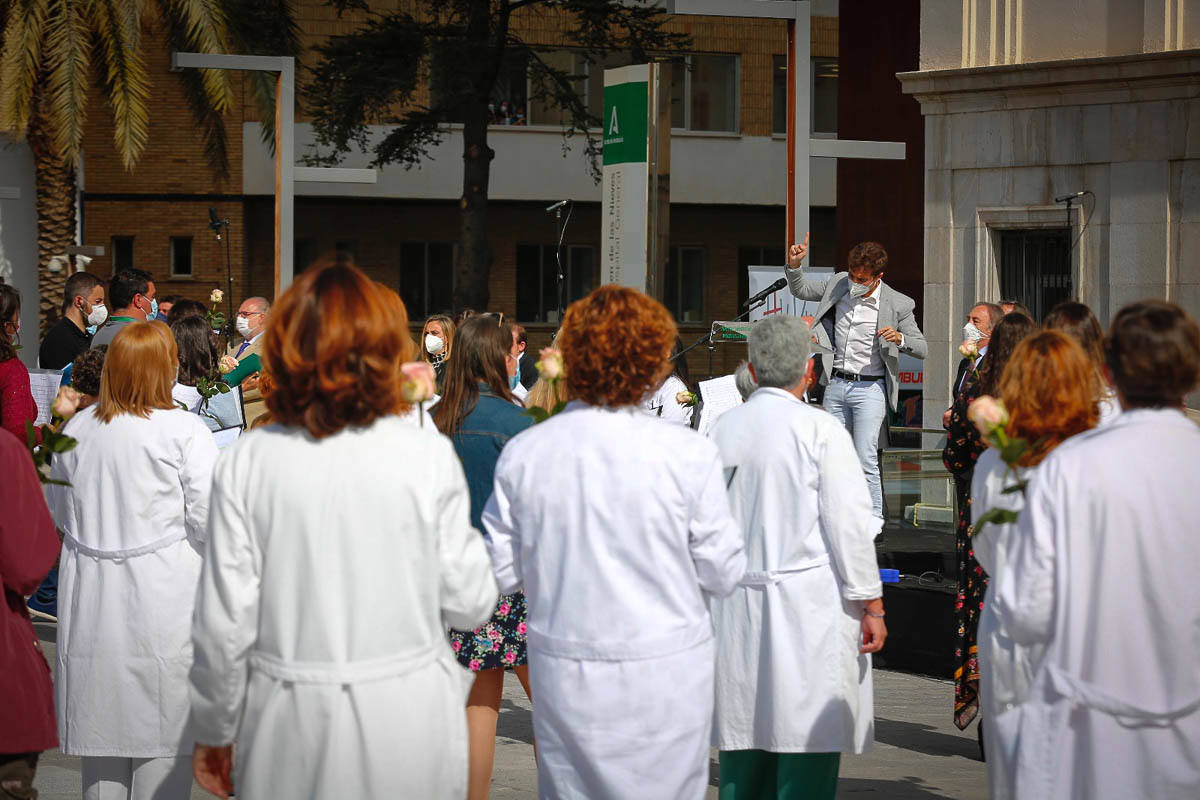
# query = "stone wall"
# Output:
<box><xmin>901</xmin><ymin>49</ymin><xmax>1200</xmax><ymax>419</ymax></box>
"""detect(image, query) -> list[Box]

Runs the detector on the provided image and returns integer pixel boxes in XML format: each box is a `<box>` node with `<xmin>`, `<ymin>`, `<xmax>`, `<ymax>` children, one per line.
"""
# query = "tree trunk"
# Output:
<box><xmin>454</xmin><ymin>102</ymin><xmax>494</xmax><ymax>313</ymax></box>
<box><xmin>27</xmin><ymin>111</ymin><xmax>78</xmax><ymax>335</ymax></box>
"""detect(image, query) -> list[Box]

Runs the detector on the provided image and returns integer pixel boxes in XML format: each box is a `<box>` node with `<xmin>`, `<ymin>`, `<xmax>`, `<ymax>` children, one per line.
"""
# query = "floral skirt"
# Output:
<box><xmin>954</xmin><ymin>477</ymin><xmax>989</xmax><ymax>730</ymax></box>
<box><xmin>448</xmin><ymin>591</ymin><xmax>528</xmax><ymax>672</ymax></box>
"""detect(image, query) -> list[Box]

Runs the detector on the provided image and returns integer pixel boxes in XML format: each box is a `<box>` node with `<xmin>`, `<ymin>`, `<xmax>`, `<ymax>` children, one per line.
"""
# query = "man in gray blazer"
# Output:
<box><xmin>786</xmin><ymin>236</ymin><xmax>927</xmax><ymax>518</ymax></box>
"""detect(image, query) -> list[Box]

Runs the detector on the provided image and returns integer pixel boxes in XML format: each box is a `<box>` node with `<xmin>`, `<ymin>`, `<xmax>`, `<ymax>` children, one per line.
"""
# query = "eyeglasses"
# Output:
<box><xmin>237</xmin><ymin>311</ymin><xmax>265</xmax><ymax>319</ymax></box>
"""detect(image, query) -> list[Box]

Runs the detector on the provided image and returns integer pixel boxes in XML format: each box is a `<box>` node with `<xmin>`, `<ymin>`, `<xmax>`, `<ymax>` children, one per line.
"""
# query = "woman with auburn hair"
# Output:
<box><xmin>942</xmin><ymin>311</ymin><xmax>1037</xmax><ymax>738</ymax></box>
<box><xmin>47</xmin><ymin>321</ymin><xmax>218</xmax><ymax>800</ymax></box>
<box><xmin>969</xmin><ymin>331</ymin><xmax>1098</xmax><ymax>800</ymax></box>
<box><xmin>188</xmin><ymin>261</ymin><xmax>497</xmax><ymax>800</ymax></box>
<box><xmin>434</xmin><ymin>317</ymin><xmax>535</xmax><ymax>800</ymax></box>
<box><xmin>1043</xmin><ymin>300</ymin><xmax>1121</xmax><ymax>424</ymax></box>
<box><xmin>482</xmin><ymin>285</ymin><xmax>746</xmax><ymax>799</ymax></box>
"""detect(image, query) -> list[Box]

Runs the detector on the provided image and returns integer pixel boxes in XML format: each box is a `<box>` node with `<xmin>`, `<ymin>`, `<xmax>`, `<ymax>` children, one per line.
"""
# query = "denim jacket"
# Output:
<box><xmin>451</xmin><ymin>387</ymin><xmax>533</xmax><ymax>532</ymax></box>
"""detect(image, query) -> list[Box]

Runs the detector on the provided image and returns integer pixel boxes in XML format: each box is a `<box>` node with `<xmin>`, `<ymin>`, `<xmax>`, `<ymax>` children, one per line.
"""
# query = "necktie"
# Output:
<box><xmin>235</xmin><ymin>340</ymin><xmax>250</xmax><ymax>358</ymax></box>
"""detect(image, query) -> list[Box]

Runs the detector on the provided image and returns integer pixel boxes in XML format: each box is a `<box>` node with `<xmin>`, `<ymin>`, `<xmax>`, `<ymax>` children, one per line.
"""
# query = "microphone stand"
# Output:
<box><xmin>673</xmin><ymin>297</ymin><xmax>765</xmax><ymax>379</ymax></box>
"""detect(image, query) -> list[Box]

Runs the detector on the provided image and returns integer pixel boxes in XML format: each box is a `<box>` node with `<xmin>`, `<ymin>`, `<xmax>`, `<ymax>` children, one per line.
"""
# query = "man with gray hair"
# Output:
<box><xmin>733</xmin><ymin>361</ymin><xmax>757</xmax><ymax>401</ymax></box>
<box><xmin>708</xmin><ymin>314</ymin><xmax>885</xmax><ymax>800</ymax></box>
<box><xmin>225</xmin><ymin>295</ymin><xmax>271</xmax><ymax>424</ymax></box>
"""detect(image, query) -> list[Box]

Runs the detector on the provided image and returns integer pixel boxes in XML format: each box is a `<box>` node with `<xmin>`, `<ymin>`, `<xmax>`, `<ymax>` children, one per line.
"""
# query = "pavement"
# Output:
<box><xmin>32</xmin><ymin>621</ymin><xmax>987</xmax><ymax>799</ymax></box>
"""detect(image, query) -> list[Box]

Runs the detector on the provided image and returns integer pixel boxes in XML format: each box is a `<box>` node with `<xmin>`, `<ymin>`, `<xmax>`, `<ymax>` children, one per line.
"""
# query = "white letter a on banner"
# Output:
<box><xmin>610</xmin><ymin>105</ymin><xmax>619</xmax><ymax>135</ymax></box>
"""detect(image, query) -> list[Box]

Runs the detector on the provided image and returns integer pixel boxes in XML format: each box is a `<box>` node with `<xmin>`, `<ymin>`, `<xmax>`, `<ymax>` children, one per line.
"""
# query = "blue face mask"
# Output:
<box><xmin>510</xmin><ymin>359</ymin><xmax>521</xmax><ymax>390</ymax></box>
<box><xmin>86</xmin><ymin>324</ymin><xmax>98</xmax><ymax>336</ymax></box>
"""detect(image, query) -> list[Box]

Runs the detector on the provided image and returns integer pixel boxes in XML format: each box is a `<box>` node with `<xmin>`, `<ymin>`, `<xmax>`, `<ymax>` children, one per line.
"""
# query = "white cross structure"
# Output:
<box><xmin>665</xmin><ymin>0</ymin><xmax>906</xmax><ymax>248</ymax></box>
<box><xmin>170</xmin><ymin>53</ymin><xmax>377</xmax><ymax>296</ymax></box>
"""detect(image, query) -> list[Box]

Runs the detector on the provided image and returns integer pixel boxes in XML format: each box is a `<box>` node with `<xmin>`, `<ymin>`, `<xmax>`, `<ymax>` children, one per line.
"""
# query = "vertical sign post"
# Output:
<box><xmin>601</xmin><ymin>63</ymin><xmax>668</xmax><ymax>295</ymax></box>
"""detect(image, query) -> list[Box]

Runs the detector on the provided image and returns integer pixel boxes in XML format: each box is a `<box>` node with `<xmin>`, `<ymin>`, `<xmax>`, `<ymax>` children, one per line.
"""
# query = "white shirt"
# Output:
<box><xmin>642</xmin><ymin>374</ymin><xmax>693</xmax><ymax>426</ymax></box>
<box><xmin>833</xmin><ymin>290</ymin><xmax>886</xmax><ymax>375</ymax></box>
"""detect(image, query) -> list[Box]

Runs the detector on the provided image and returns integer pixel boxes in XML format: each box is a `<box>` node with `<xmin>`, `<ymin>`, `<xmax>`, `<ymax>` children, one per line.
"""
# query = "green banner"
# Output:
<box><xmin>602</xmin><ymin>80</ymin><xmax>648</xmax><ymax>165</ymax></box>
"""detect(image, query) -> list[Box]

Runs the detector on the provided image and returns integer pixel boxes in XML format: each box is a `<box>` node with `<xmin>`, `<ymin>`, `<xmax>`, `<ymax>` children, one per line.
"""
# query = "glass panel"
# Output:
<box><xmin>398</xmin><ymin>243</ymin><xmax>426</xmax><ymax>317</ymax></box>
<box><xmin>294</xmin><ymin>239</ymin><xmax>317</xmax><ymax>274</ymax></box>
<box><xmin>568</xmin><ymin>246</ymin><xmax>594</xmax><ymax>302</ymax></box>
<box><xmin>689</xmin><ymin>55</ymin><xmax>737</xmax><ymax>132</ymax></box>
<box><xmin>668</xmin><ymin>61</ymin><xmax>686</xmax><ymax>129</ymax></box>
<box><xmin>529</xmin><ymin>50</ymin><xmax>586</xmax><ymax>126</ymax></box>
<box><xmin>812</xmin><ymin>58</ymin><xmax>838</xmax><ymax>134</ymax></box>
<box><xmin>771</xmin><ymin>54</ymin><xmax>787</xmax><ymax>134</ymax></box>
<box><xmin>490</xmin><ymin>51</ymin><xmax>530</xmax><ymax>126</ymax></box>
<box><xmin>678</xmin><ymin>247</ymin><xmax>705</xmax><ymax>322</ymax></box>
<box><xmin>542</xmin><ymin>246</ymin><xmax>559</xmax><ymax>323</ymax></box>
<box><xmin>112</xmin><ymin>237</ymin><xmax>134</xmax><ymax>273</ymax></box>
<box><xmin>335</xmin><ymin>240</ymin><xmax>356</xmax><ymax>266</ymax></box>
<box><xmin>810</xmin><ymin>207</ymin><xmax>837</xmax><ymax>268</ymax></box>
<box><xmin>427</xmin><ymin>243</ymin><xmax>454</xmax><ymax>315</ymax></box>
<box><xmin>515</xmin><ymin>244</ymin><xmax>542</xmax><ymax>322</ymax></box>
<box><xmin>169</xmin><ymin>237</ymin><xmax>192</xmax><ymax>277</ymax></box>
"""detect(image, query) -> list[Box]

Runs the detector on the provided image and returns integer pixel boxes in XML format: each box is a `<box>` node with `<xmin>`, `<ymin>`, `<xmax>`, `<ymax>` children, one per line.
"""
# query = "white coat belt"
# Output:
<box><xmin>528</xmin><ymin>616</ymin><xmax>712</xmax><ymax>662</ymax></box>
<box><xmin>1046</xmin><ymin>665</ymin><xmax>1200</xmax><ymax>724</ymax></box>
<box><xmin>249</xmin><ymin>647</ymin><xmax>438</xmax><ymax>684</ymax></box>
<box><xmin>739</xmin><ymin>554</ymin><xmax>831</xmax><ymax>586</ymax></box>
<box><xmin>62</xmin><ymin>529</ymin><xmax>189</xmax><ymax>560</ymax></box>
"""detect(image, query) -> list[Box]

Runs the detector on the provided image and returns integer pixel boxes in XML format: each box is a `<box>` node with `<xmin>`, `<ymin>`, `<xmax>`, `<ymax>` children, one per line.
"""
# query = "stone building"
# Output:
<box><xmin>899</xmin><ymin>0</ymin><xmax>1200</xmax><ymax>419</ymax></box>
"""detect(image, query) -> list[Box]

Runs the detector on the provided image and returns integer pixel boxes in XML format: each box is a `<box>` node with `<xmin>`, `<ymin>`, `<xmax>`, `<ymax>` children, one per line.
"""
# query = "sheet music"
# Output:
<box><xmin>696</xmin><ymin>374</ymin><xmax>743</xmax><ymax>437</ymax></box>
<box><xmin>212</xmin><ymin>426</ymin><xmax>242</xmax><ymax>450</ymax></box>
<box><xmin>28</xmin><ymin>369</ymin><xmax>63</xmax><ymax>426</ymax></box>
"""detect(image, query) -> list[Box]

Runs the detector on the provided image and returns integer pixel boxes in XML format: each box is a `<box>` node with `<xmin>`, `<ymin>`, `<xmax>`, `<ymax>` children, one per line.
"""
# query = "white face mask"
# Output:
<box><xmin>963</xmin><ymin>322</ymin><xmax>985</xmax><ymax>342</ymax></box>
<box><xmin>235</xmin><ymin>316</ymin><xmax>254</xmax><ymax>338</ymax></box>
<box><xmin>849</xmin><ymin>280</ymin><xmax>871</xmax><ymax>298</ymax></box>
<box><xmin>86</xmin><ymin>302</ymin><xmax>108</xmax><ymax>327</ymax></box>
<box><xmin>425</xmin><ymin>333</ymin><xmax>445</xmax><ymax>355</ymax></box>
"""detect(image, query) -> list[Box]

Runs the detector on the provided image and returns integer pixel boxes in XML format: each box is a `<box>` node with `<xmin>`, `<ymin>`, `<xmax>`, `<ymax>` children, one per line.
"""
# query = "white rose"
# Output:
<box><xmin>537</xmin><ymin>347</ymin><xmax>564</xmax><ymax>381</ymax></box>
<box><xmin>967</xmin><ymin>395</ymin><xmax>1008</xmax><ymax>436</ymax></box>
<box><xmin>210</xmin><ymin>289</ymin><xmax>224</xmax><ymax>304</ymax></box>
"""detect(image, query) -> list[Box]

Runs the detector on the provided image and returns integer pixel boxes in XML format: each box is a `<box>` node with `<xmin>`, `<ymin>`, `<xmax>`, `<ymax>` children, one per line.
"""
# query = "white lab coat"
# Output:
<box><xmin>47</xmin><ymin>406</ymin><xmax>218</xmax><ymax>756</ymax></box>
<box><xmin>708</xmin><ymin>388</ymin><xmax>882</xmax><ymax>753</ymax></box>
<box><xmin>483</xmin><ymin>402</ymin><xmax>746</xmax><ymax>799</ymax></box>
<box><xmin>991</xmin><ymin>409</ymin><xmax>1200</xmax><ymax>799</ymax></box>
<box><xmin>643</xmin><ymin>374</ymin><xmax>693</xmax><ymax>426</ymax></box>
<box><xmin>970</xmin><ymin>448</ymin><xmax>1041</xmax><ymax>800</ymax></box>
<box><xmin>189</xmin><ymin>416</ymin><xmax>497</xmax><ymax>800</ymax></box>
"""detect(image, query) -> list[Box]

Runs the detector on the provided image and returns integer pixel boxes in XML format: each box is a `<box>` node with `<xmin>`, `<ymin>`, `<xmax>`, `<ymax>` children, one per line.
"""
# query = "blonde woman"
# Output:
<box><xmin>419</xmin><ymin>314</ymin><xmax>455</xmax><ymax>387</ymax></box>
<box><xmin>49</xmin><ymin>322</ymin><xmax>218</xmax><ymax>800</ymax></box>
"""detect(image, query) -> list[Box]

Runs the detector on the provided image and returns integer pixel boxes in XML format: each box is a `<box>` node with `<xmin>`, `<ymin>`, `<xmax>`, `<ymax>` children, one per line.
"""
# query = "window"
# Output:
<box><xmin>169</xmin><ymin>237</ymin><xmax>193</xmax><ymax>278</ymax></box>
<box><xmin>111</xmin><ymin>236</ymin><xmax>134</xmax><ymax>273</ymax></box>
<box><xmin>335</xmin><ymin>240</ymin><xmax>356</xmax><ymax>266</ymax></box>
<box><xmin>665</xmin><ymin>246</ymin><xmax>705</xmax><ymax>322</ymax></box>
<box><xmin>295</xmin><ymin>239</ymin><xmax>317</xmax><ymax>273</ymax></box>
<box><xmin>399</xmin><ymin>243</ymin><xmax>453</xmax><ymax>318</ymax></box>
<box><xmin>998</xmin><ymin>229</ymin><xmax>1072</xmax><ymax>321</ymax></box>
<box><xmin>516</xmin><ymin>244</ymin><xmax>596</xmax><ymax>323</ymax></box>
<box><xmin>736</xmin><ymin>245</ymin><xmax>786</xmax><ymax>308</ymax></box>
<box><xmin>772</xmin><ymin>56</ymin><xmax>838</xmax><ymax>135</ymax></box>
<box><xmin>669</xmin><ymin>55</ymin><xmax>738</xmax><ymax>132</ymax></box>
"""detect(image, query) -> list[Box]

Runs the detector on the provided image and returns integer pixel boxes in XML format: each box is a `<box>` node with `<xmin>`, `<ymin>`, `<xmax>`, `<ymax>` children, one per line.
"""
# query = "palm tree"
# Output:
<box><xmin>0</xmin><ymin>0</ymin><xmax>298</xmax><ymax>328</ymax></box>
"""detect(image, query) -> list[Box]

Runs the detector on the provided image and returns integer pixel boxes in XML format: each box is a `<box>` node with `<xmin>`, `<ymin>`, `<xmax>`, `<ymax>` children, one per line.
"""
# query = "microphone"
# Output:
<box><xmin>545</xmin><ymin>200</ymin><xmax>569</xmax><ymax>212</ymax></box>
<box><xmin>1054</xmin><ymin>190</ymin><xmax>1086</xmax><ymax>203</ymax></box>
<box><xmin>743</xmin><ymin>277</ymin><xmax>788</xmax><ymax>309</ymax></box>
<box><xmin>208</xmin><ymin>207</ymin><xmax>224</xmax><ymax>239</ymax></box>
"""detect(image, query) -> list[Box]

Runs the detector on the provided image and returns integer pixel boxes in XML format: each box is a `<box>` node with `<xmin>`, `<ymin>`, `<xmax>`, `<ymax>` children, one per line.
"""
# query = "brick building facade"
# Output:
<box><xmin>76</xmin><ymin>2</ymin><xmax>848</xmax><ymax>377</ymax></box>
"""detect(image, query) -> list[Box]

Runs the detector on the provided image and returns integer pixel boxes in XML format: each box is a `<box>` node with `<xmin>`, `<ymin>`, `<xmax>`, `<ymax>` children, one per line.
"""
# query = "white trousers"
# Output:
<box><xmin>81</xmin><ymin>755</ymin><xmax>192</xmax><ymax>800</ymax></box>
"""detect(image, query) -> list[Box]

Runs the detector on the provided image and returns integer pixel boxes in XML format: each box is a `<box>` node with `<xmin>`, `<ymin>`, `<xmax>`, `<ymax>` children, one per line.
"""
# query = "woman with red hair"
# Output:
<box><xmin>188</xmin><ymin>261</ymin><xmax>497</xmax><ymax>799</ymax></box>
<box><xmin>969</xmin><ymin>331</ymin><xmax>1098</xmax><ymax>799</ymax></box>
<box><xmin>483</xmin><ymin>285</ymin><xmax>746</xmax><ymax>799</ymax></box>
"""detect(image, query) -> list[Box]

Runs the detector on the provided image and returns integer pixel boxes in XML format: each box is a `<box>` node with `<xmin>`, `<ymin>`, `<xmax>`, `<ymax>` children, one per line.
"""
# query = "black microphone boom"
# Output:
<box><xmin>1054</xmin><ymin>190</ymin><xmax>1086</xmax><ymax>203</ymax></box>
<box><xmin>743</xmin><ymin>277</ymin><xmax>788</xmax><ymax>309</ymax></box>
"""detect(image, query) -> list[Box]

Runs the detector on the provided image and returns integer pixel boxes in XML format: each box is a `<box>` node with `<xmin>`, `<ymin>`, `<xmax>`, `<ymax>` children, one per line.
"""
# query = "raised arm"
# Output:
<box><xmin>785</xmin><ymin>233</ymin><xmax>831</xmax><ymax>302</ymax></box>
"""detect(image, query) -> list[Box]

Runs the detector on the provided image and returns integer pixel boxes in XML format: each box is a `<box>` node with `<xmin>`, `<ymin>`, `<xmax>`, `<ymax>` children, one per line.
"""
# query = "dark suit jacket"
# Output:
<box><xmin>952</xmin><ymin>351</ymin><xmax>987</xmax><ymax>402</ymax></box>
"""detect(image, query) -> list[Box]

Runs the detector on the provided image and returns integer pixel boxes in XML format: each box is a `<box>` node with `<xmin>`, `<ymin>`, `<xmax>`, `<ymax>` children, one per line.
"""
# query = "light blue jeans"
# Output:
<box><xmin>823</xmin><ymin>376</ymin><xmax>886</xmax><ymax>518</ymax></box>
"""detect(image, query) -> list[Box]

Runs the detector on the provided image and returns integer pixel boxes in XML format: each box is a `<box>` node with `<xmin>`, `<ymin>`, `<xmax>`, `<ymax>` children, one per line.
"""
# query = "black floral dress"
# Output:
<box><xmin>942</xmin><ymin>371</ymin><xmax>988</xmax><ymax>730</ymax></box>
<box><xmin>448</xmin><ymin>593</ymin><xmax>528</xmax><ymax>672</ymax></box>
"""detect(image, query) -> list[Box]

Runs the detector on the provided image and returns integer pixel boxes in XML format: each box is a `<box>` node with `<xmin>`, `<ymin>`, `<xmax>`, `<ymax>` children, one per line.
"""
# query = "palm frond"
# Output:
<box><xmin>158</xmin><ymin>0</ymin><xmax>234</xmax><ymax>112</ymax></box>
<box><xmin>43</xmin><ymin>0</ymin><xmax>93</xmax><ymax>164</ymax></box>
<box><xmin>222</xmin><ymin>0</ymin><xmax>301</xmax><ymax>155</ymax></box>
<box><xmin>93</xmin><ymin>0</ymin><xmax>151</xmax><ymax>169</ymax></box>
<box><xmin>0</xmin><ymin>0</ymin><xmax>51</xmax><ymax>137</ymax></box>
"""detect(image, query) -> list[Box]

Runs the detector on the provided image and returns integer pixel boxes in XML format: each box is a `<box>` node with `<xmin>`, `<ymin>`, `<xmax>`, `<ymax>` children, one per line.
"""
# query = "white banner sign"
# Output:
<box><xmin>601</xmin><ymin>65</ymin><xmax>650</xmax><ymax>290</ymax></box>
